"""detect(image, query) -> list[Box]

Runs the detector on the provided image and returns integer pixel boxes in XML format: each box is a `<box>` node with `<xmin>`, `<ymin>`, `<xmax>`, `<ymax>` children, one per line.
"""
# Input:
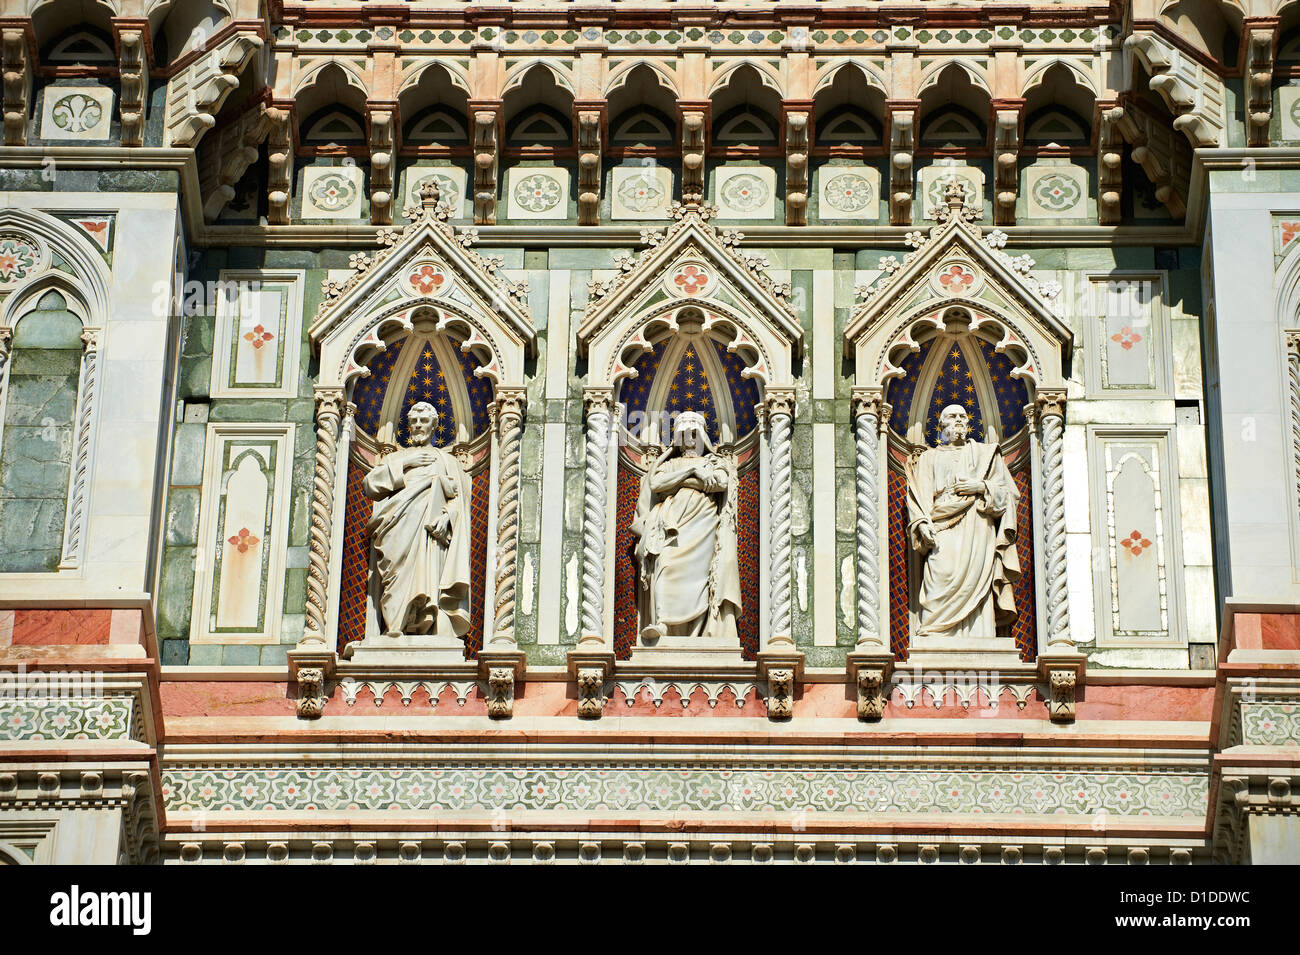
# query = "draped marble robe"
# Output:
<box><xmin>363</xmin><ymin>444</ymin><xmax>472</xmax><ymax>640</ymax></box>
<box><xmin>906</xmin><ymin>437</ymin><xmax>1020</xmax><ymax>639</ymax></box>
<box><xmin>631</xmin><ymin>445</ymin><xmax>742</xmax><ymax>642</ymax></box>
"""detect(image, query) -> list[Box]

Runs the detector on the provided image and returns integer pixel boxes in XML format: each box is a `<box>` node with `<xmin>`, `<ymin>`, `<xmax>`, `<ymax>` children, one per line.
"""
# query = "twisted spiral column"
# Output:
<box><xmin>302</xmin><ymin>387</ymin><xmax>343</xmax><ymax>646</ymax></box>
<box><xmin>1288</xmin><ymin>332</ymin><xmax>1300</xmax><ymax>528</ymax></box>
<box><xmin>852</xmin><ymin>390</ymin><xmax>886</xmax><ymax>650</ymax></box>
<box><xmin>491</xmin><ymin>388</ymin><xmax>525</xmax><ymax>644</ymax></box>
<box><xmin>59</xmin><ymin>327</ymin><xmax>100</xmax><ymax>569</ymax></box>
<box><xmin>1037</xmin><ymin>394</ymin><xmax>1071</xmax><ymax>649</ymax></box>
<box><xmin>767</xmin><ymin>390</ymin><xmax>796</xmax><ymax>646</ymax></box>
<box><xmin>579</xmin><ymin>389</ymin><xmax>613</xmax><ymax>646</ymax></box>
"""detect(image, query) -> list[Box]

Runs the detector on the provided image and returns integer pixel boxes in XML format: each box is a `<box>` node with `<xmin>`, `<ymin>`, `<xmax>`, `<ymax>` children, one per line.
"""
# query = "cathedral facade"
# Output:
<box><xmin>0</xmin><ymin>0</ymin><xmax>1298</xmax><ymax>865</ymax></box>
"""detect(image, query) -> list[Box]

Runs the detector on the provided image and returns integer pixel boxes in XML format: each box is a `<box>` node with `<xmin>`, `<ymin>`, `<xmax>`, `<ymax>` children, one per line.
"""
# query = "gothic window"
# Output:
<box><xmin>0</xmin><ymin>291</ymin><xmax>83</xmax><ymax>573</ymax></box>
<box><xmin>301</xmin><ymin>108</ymin><xmax>366</xmax><ymax>147</ymax></box>
<box><xmin>1024</xmin><ymin>107</ymin><xmax>1090</xmax><ymax>146</ymax></box>
<box><xmin>884</xmin><ymin>326</ymin><xmax>1036</xmax><ymax>658</ymax></box>
<box><xmin>44</xmin><ymin>30</ymin><xmax>116</xmax><ymax>64</ymax></box>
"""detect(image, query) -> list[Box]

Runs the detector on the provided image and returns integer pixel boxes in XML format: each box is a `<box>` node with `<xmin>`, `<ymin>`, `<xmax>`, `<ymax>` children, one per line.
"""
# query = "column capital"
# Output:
<box><xmin>582</xmin><ymin>386</ymin><xmax>615</xmax><ymax>418</ymax></box>
<box><xmin>850</xmin><ymin>387</ymin><xmax>890</xmax><ymax>427</ymax></box>
<box><xmin>1285</xmin><ymin>329</ymin><xmax>1300</xmax><ymax>353</ymax></box>
<box><xmin>1034</xmin><ymin>391</ymin><xmax>1066</xmax><ymax>420</ymax></box>
<box><xmin>494</xmin><ymin>387</ymin><xmax>526</xmax><ymax>420</ymax></box>
<box><xmin>313</xmin><ymin>385</ymin><xmax>345</xmax><ymax>417</ymax></box>
<box><xmin>764</xmin><ymin>387</ymin><xmax>796</xmax><ymax>420</ymax></box>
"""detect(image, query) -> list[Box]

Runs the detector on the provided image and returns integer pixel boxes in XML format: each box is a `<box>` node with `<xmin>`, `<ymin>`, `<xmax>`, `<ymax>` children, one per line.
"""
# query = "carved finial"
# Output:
<box><xmin>419</xmin><ymin>178</ymin><xmax>441</xmax><ymax>211</ymax></box>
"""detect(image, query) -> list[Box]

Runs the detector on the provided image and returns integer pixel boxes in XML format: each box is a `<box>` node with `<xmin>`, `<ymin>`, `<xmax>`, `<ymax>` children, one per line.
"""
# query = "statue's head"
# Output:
<box><xmin>407</xmin><ymin>401</ymin><xmax>439</xmax><ymax>446</ymax></box>
<box><xmin>938</xmin><ymin>404</ymin><xmax>971</xmax><ymax>445</ymax></box>
<box><xmin>671</xmin><ymin>410</ymin><xmax>712</xmax><ymax>455</ymax></box>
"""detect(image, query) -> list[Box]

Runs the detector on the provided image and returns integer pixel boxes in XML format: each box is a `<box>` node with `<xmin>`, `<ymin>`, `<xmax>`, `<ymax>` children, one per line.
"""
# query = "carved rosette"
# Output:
<box><xmin>303</xmin><ymin>388</ymin><xmax>344</xmax><ymax>646</ymax></box>
<box><xmin>579</xmin><ymin>389</ymin><xmax>613</xmax><ymax>645</ymax></box>
<box><xmin>765</xmin><ymin>389</ymin><xmax>796</xmax><ymax>645</ymax></box>
<box><xmin>1036</xmin><ymin>392</ymin><xmax>1070</xmax><ymax>649</ymax></box>
<box><xmin>491</xmin><ymin>388</ymin><xmax>525</xmax><ymax>644</ymax></box>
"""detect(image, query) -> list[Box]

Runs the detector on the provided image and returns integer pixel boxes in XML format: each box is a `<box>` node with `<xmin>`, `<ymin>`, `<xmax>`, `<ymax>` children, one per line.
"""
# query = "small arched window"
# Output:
<box><xmin>713</xmin><ymin>106</ymin><xmax>779</xmax><ymax>146</ymax></box>
<box><xmin>0</xmin><ymin>290</ymin><xmax>83</xmax><ymax>572</ymax></box>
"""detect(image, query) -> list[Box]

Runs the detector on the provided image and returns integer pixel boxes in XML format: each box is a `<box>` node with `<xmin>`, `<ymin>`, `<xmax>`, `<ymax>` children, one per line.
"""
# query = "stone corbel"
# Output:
<box><xmin>2</xmin><ymin>29</ymin><xmax>29</xmax><ymax>146</ymax></box>
<box><xmin>164</xmin><ymin>31</ymin><xmax>264</xmax><ymax>148</ymax></box>
<box><xmin>679</xmin><ymin>102</ymin><xmax>709</xmax><ymax>203</ymax></box>
<box><xmin>783</xmin><ymin>104</ymin><xmax>811</xmax><ymax>226</ymax></box>
<box><xmin>1245</xmin><ymin>27</ymin><xmax>1277</xmax><ymax>149</ymax></box>
<box><xmin>576</xmin><ymin>107</ymin><xmax>603</xmax><ymax>226</ymax></box>
<box><xmin>1113</xmin><ymin>106</ymin><xmax>1188</xmax><ymax>223</ymax></box>
<box><xmin>1124</xmin><ymin>31</ymin><xmax>1226</xmax><ymax>149</ymax></box>
<box><xmin>847</xmin><ymin>388</ymin><xmax>893</xmax><ymax>720</ymax></box>
<box><xmin>1097</xmin><ymin>105</ymin><xmax>1124</xmax><ymax>226</ymax></box>
<box><xmin>993</xmin><ymin>106</ymin><xmax>1021</xmax><ymax>227</ymax></box>
<box><xmin>888</xmin><ymin>105</ymin><xmax>917</xmax><ymax>226</ymax></box>
<box><xmin>114</xmin><ymin>26</ymin><xmax>147</xmax><ymax>147</ymax></box>
<box><xmin>266</xmin><ymin>104</ymin><xmax>294</xmax><ymax>225</ymax></box>
<box><xmin>368</xmin><ymin>106</ymin><xmax>397</xmax><ymax>226</ymax></box>
<box><xmin>471</xmin><ymin>104</ymin><xmax>501</xmax><ymax>225</ymax></box>
<box><xmin>199</xmin><ymin>103</ymin><xmax>273</xmax><ymax>221</ymax></box>
<box><xmin>287</xmin><ymin>648</ymin><xmax>336</xmax><ymax>720</ymax></box>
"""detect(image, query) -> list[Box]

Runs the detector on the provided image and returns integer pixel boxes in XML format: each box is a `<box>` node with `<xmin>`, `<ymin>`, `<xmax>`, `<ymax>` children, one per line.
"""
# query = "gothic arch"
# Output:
<box><xmin>604</xmin><ymin>59</ymin><xmax>681</xmax><ymax>98</ymax></box>
<box><xmin>501</xmin><ymin>59</ymin><xmax>576</xmax><ymax>97</ymax></box>
<box><xmin>1021</xmin><ymin>57</ymin><xmax>1101</xmax><ymax>99</ymax></box>
<box><xmin>706</xmin><ymin>59</ymin><xmax>785</xmax><ymax>98</ymax></box>
<box><xmin>813</xmin><ymin>60</ymin><xmax>889</xmax><ymax>97</ymax></box>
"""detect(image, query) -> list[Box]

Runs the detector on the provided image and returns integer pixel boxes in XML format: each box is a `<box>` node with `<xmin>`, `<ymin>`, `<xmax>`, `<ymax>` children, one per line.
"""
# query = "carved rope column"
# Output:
<box><xmin>570</xmin><ymin>388</ymin><xmax>616</xmax><ymax>718</ymax></box>
<box><xmin>481</xmin><ymin>387</ymin><xmax>526</xmax><ymax>718</ymax></box>
<box><xmin>758</xmin><ymin>387</ymin><xmax>802</xmax><ymax>720</ymax></box>
<box><xmin>846</xmin><ymin>389</ymin><xmax>893</xmax><ymax>720</ymax></box>
<box><xmin>58</xmin><ymin>327</ymin><xmax>100</xmax><ymax>570</ymax></box>
<box><xmin>0</xmin><ymin>326</ymin><xmax>11</xmax><ymax>374</ymax></box>
<box><xmin>288</xmin><ymin>387</ymin><xmax>344</xmax><ymax>719</ymax></box>
<box><xmin>1287</xmin><ymin>332</ymin><xmax>1300</xmax><ymax>529</ymax></box>
<box><xmin>1034</xmin><ymin>391</ymin><xmax>1082</xmax><ymax>724</ymax></box>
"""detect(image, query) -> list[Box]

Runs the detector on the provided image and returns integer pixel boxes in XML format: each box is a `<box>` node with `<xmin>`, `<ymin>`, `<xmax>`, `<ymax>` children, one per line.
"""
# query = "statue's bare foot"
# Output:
<box><xmin>640</xmin><ymin>623</ymin><xmax>666</xmax><ymax>645</ymax></box>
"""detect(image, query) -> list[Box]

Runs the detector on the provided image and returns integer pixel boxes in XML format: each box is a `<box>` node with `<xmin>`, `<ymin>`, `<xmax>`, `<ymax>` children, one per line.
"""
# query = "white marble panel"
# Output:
<box><xmin>610</xmin><ymin>166</ymin><xmax>674</xmax><ymax>220</ymax></box>
<box><xmin>402</xmin><ymin>166</ymin><xmax>468</xmax><ymax>218</ymax></box>
<box><xmin>301</xmin><ymin>166</ymin><xmax>364</xmax><ymax>219</ymax></box>
<box><xmin>816</xmin><ymin>165</ymin><xmax>880</xmax><ymax>221</ymax></box>
<box><xmin>506</xmin><ymin>167</ymin><xmax>570</xmax><ymax>220</ymax></box>
<box><xmin>714</xmin><ymin>166</ymin><xmax>777</xmax><ymax>220</ymax></box>
<box><xmin>41</xmin><ymin>86</ymin><xmax>114</xmax><ymax>140</ymax></box>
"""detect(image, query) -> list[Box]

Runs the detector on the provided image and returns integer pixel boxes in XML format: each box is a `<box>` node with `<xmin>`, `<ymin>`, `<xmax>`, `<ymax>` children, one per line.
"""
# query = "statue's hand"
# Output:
<box><xmin>426</xmin><ymin>512</ymin><xmax>452</xmax><ymax>544</ymax></box>
<box><xmin>916</xmin><ymin>522</ymin><xmax>937</xmax><ymax>552</ymax></box>
<box><xmin>408</xmin><ymin>450</ymin><xmax>438</xmax><ymax>470</ymax></box>
<box><xmin>953</xmin><ymin>479</ymin><xmax>985</xmax><ymax>497</ymax></box>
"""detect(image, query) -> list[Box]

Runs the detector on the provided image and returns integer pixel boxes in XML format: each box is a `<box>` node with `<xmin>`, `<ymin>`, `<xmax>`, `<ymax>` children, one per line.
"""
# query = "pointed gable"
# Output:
<box><xmin>844</xmin><ymin>183</ymin><xmax>1072</xmax><ymax>392</ymax></box>
<box><xmin>578</xmin><ymin>200</ymin><xmax>803</xmax><ymax>389</ymax></box>
<box><xmin>312</xmin><ymin>183</ymin><xmax>535</xmax><ymax>390</ymax></box>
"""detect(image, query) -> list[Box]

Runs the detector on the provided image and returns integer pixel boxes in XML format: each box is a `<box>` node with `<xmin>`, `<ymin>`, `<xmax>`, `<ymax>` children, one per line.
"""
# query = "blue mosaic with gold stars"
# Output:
<box><xmin>349</xmin><ymin>334</ymin><xmax>493</xmax><ymax>446</ymax></box>
<box><xmin>619</xmin><ymin>336</ymin><xmax>762</xmax><ymax>444</ymax></box>
<box><xmin>976</xmin><ymin>338</ymin><xmax>1028</xmax><ymax>438</ymax></box>
<box><xmin>924</xmin><ymin>343</ymin><xmax>987</xmax><ymax>446</ymax></box>
<box><xmin>886</xmin><ymin>339</ymin><xmax>933</xmax><ymax>435</ymax></box>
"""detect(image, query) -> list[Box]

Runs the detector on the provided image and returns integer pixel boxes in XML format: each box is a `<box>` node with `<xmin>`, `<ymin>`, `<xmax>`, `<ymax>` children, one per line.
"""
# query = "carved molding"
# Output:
<box><xmin>116</xmin><ymin>29</ymin><xmax>147</xmax><ymax>148</ymax></box>
<box><xmin>784</xmin><ymin>109</ymin><xmax>809</xmax><ymax>227</ymax></box>
<box><xmin>1246</xmin><ymin>29</ymin><xmax>1276</xmax><ymax>149</ymax></box>
<box><xmin>888</xmin><ymin>109</ymin><xmax>914</xmax><ymax>226</ymax></box>
<box><xmin>1097</xmin><ymin>105</ymin><xmax>1124</xmax><ymax>226</ymax></box>
<box><xmin>993</xmin><ymin>109</ymin><xmax>1020</xmax><ymax>227</ymax></box>
<box><xmin>577</xmin><ymin>109</ymin><xmax>602</xmax><ymax>226</ymax></box>
<box><xmin>266</xmin><ymin>106</ymin><xmax>294</xmax><ymax>226</ymax></box>
<box><xmin>1</xmin><ymin>30</ymin><xmax>28</xmax><ymax>146</ymax></box>
<box><xmin>369</xmin><ymin>109</ymin><xmax>396</xmax><ymax>226</ymax></box>
<box><xmin>473</xmin><ymin>108</ymin><xmax>500</xmax><ymax>225</ymax></box>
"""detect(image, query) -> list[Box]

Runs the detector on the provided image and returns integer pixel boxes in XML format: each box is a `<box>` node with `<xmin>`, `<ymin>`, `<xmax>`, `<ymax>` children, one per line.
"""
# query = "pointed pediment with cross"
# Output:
<box><xmin>578</xmin><ymin>200</ymin><xmax>804</xmax><ymax>389</ymax></box>
<box><xmin>844</xmin><ymin>183</ymin><xmax>1072</xmax><ymax>394</ymax></box>
<box><xmin>311</xmin><ymin>182</ymin><xmax>536</xmax><ymax>390</ymax></box>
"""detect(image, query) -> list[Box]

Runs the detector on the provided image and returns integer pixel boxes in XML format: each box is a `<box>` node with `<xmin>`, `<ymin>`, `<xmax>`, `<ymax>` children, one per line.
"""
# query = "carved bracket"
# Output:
<box><xmin>758</xmin><ymin>650</ymin><xmax>803</xmax><ymax>721</ymax></box>
<box><xmin>472</xmin><ymin>107</ymin><xmax>501</xmax><ymax>225</ymax></box>
<box><xmin>993</xmin><ymin>108</ymin><xmax>1020</xmax><ymax>227</ymax></box>
<box><xmin>266</xmin><ymin>105</ymin><xmax>294</xmax><ymax>226</ymax></box>
<box><xmin>784</xmin><ymin>108</ymin><xmax>810</xmax><ymax>227</ymax></box>
<box><xmin>1</xmin><ymin>29</ymin><xmax>29</xmax><ymax>146</ymax></box>
<box><xmin>888</xmin><ymin>107</ymin><xmax>915</xmax><ymax>226</ymax></box>
<box><xmin>1097</xmin><ymin>105</ymin><xmax>1124</xmax><ymax>226</ymax></box>
<box><xmin>199</xmin><ymin>104</ymin><xmax>273</xmax><ymax>221</ymax></box>
<box><xmin>369</xmin><ymin>108</ymin><xmax>397</xmax><ymax>226</ymax></box>
<box><xmin>164</xmin><ymin>32</ymin><xmax>263</xmax><ymax>148</ymax></box>
<box><xmin>116</xmin><ymin>29</ymin><xmax>147</xmax><ymax>147</ymax></box>
<box><xmin>1125</xmin><ymin>32</ymin><xmax>1226</xmax><ymax>150</ymax></box>
<box><xmin>1245</xmin><ymin>28</ymin><xmax>1276</xmax><ymax>149</ymax></box>
<box><xmin>577</xmin><ymin>108</ymin><xmax>602</xmax><ymax>226</ymax></box>
<box><xmin>480</xmin><ymin>650</ymin><xmax>525</xmax><ymax>719</ymax></box>
<box><xmin>1039</xmin><ymin>653</ymin><xmax>1084</xmax><ymax>725</ymax></box>
<box><xmin>680</xmin><ymin>107</ymin><xmax>708</xmax><ymax>203</ymax></box>
<box><xmin>288</xmin><ymin>646</ymin><xmax>337</xmax><ymax>720</ymax></box>
<box><xmin>847</xmin><ymin>650</ymin><xmax>894</xmax><ymax>722</ymax></box>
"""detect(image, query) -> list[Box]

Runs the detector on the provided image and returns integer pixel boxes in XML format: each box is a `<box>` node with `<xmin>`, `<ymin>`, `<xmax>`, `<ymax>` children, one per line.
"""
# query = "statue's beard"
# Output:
<box><xmin>409</xmin><ymin>426</ymin><xmax>434</xmax><ymax>445</ymax></box>
<box><xmin>942</xmin><ymin>425</ymin><xmax>967</xmax><ymax>445</ymax></box>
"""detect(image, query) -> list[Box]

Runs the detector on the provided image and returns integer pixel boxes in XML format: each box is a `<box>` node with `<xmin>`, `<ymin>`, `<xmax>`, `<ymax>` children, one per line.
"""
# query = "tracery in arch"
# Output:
<box><xmin>882</xmin><ymin>315</ymin><xmax>1037</xmax><ymax>662</ymax></box>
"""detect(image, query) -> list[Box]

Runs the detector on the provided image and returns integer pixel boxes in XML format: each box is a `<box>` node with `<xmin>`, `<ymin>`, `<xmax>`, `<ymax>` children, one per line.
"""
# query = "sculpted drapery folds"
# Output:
<box><xmin>906</xmin><ymin>404</ymin><xmax>1021</xmax><ymax>640</ymax></box>
<box><xmin>363</xmin><ymin>402</ymin><xmax>472</xmax><ymax>640</ymax></box>
<box><xmin>632</xmin><ymin>411</ymin><xmax>742</xmax><ymax>643</ymax></box>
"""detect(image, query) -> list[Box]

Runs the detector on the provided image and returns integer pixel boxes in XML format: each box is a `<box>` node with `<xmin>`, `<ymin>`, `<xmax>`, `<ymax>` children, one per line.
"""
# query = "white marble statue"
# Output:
<box><xmin>631</xmin><ymin>411</ymin><xmax>742</xmax><ymax>643</ymax></box>
<box><xmin>363</xmin><ymin>402</ymin><xmax>472</xmax><ymax>640</ymax></box>
<box><xmin>906</xmin><ymin>404</ymin><xmax>1021</xmax><ymax>640</ymax></box>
